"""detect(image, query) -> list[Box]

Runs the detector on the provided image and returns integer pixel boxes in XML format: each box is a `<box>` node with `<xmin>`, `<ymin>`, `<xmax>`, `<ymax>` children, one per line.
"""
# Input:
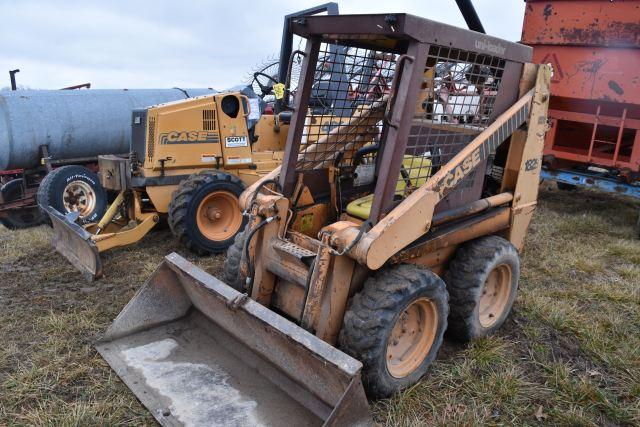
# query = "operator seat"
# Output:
<box><xmin>346</xmin><ymin>155</ymin><xmax>433</xmax><ymax>220</ymax></box>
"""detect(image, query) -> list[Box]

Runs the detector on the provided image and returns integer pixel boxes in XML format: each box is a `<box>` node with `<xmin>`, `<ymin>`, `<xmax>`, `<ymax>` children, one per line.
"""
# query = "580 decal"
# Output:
<box><xmin>159</xmin><ymin>131</ymin><xmax>220</xmax><ymax>144</ymax></box>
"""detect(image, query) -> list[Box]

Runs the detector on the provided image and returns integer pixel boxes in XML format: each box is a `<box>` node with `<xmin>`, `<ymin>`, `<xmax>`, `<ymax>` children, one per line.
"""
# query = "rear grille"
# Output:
<box><xmin>203</xmin><ymin>109</ymin><xmax>217</xmax><ymax>131</ymax></box>
<box><xmin>489</xmin><ymin>165</ymin><xmax>504</xmax><ymax>183</ymax></box>
<box><xmin>147</xmin><ymin>117</ymin><xmax>156</xmax><ymax>161</ymax></box>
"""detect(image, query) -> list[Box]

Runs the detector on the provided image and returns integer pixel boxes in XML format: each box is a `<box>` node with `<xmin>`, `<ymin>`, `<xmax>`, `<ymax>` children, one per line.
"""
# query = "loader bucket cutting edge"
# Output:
<box><xmin>95</xmin><ymin>253</ymin><xmax>373</xmax><ymax>427</ymax></box>
<box><xmin>46</xmin><ymin>206</ymin><xmax>102</xmax><ymax>281</ymax></box>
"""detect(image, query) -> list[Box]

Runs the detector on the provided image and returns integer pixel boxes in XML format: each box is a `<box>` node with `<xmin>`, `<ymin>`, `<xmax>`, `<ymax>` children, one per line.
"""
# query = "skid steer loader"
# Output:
<box><xmin>96</xmin><ymin>13</ymin><xmax>551</xmax><ymax>426</ymax></box>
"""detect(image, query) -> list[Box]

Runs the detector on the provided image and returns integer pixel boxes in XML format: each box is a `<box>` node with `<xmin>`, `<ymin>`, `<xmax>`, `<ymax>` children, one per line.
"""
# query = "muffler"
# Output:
<box><xmin>96</xmin><ymin>253</ymin><xmax>372</xmax><ymax>426</ymax></box>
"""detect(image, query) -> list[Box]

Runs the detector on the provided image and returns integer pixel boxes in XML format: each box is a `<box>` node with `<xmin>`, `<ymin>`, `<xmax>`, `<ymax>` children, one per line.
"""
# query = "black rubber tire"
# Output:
<box><xmin>445</xmin><ymin>235</ymin><xmax>520</xmax><ymax>342</ymax></box>
<box><xmin>557</xmin><ymin>182</ymin><xmax>576</xmax><ymax>191</ymax></box>
<box><xmin>168</xmin><ymin>171</ymin><xmax>246</xmax><ymax>255</ymax></box>
<box><xmin>37</xmin><ymin>165</ymin><xmax>107</xmax><ymax>223</ymax></box>
<box><xmin>222</xmin><ymin>228</ymin><xmax>248</xmax><ymax>292</ymax></box>
<box><xmin>338</xmin><ymin>264</ymin><xmax>449</xmax><ymax>399</ymax></box>
<box><xmin>0</xmin><ymin>179</ymin><xmax>45</xmax><ymax>229</ymax></box>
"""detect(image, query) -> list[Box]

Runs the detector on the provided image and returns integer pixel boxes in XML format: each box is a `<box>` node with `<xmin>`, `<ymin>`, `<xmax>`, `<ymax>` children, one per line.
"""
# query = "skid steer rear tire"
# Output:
<box><xmin>338</xmin><ymin>264</ymin><xmax>448</xmax><ymax>399</ymax></box>
<box><xmin>37</xmin><ymin>165</ymin><xmax>107</xmax><ymax>224</ymax></box>
<box><xmin>445</xmin><ymin>235</ymin><xmax>520</xmax><ymax>342</ymax></box>
<box><xmin>168</xmin><ymin>171</ymin><xmax>246</xmax><ymax>255</ymax></box>
<box><xmin>222</xmin><ymin>228</ymin><xmax>248</xmax><ymax>292</ymax></box>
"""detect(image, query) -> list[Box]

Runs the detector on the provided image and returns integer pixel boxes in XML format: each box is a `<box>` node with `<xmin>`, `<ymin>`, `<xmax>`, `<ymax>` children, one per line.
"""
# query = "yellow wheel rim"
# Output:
<box><xmin>195</xmin><ymin>191</ymin><xmax>242</xmax><ymax>242</ymax></box>
<box><xmin>63</xmin><ymin>180</ymin><xmax>96</xmax><ymax>218</ymax></box>
<box><xmin>479</xmin><ymin>263</ymin><xmax>512</xmax><ymax>328</ymax></box>
<box><xmin>386</xmin><ymin>297</ymin><xmax>438</xmax><ymax>378</ymax></box>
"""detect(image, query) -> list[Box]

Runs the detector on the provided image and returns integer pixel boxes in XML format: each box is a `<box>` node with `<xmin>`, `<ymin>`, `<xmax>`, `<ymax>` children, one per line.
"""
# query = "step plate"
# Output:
<box><xmin>273</xmin><ymin>239</ymin><xmax>316</xmax><ymax>260</ymax></box>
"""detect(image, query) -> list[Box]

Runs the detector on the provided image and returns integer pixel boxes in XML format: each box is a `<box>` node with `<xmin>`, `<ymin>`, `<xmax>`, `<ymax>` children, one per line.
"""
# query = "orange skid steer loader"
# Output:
<box><xmin>96</xmin><ymin>13</ymin><xmax>551</xmax><ymax>426</ymax></box>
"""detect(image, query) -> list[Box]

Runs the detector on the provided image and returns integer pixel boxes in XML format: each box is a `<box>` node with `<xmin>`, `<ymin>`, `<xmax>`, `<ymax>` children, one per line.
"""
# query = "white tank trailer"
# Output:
<box><xmin>0</xmin><ymin>88</ymin><xmax>216</xmax><ymax>229</ymax></box>
<box><xmin>0</xmin><ymin>88</ymin><xmax>215</xmax><ymax>170</ymax></box>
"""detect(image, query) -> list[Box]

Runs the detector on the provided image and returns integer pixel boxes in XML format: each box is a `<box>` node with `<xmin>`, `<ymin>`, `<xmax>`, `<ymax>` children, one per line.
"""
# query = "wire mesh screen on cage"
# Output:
<box><xmin>295</xmin><ymin>42</ymin><xmax>397</xmax><ymax>172</ymax></box>
<box><xmin>400</xmin><ymin>45</ymin><xmax>507</xmax><ymax>200</ymax></box>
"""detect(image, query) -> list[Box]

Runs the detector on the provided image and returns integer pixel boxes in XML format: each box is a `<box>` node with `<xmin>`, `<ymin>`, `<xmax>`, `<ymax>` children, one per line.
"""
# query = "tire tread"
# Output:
<box><xmin>168</xmin><ymin>171</ymin><xmax>245</xmax><ymax>255</ymax></box>
<box><xmin>445</xmin><ymin>235</ymin><xmax>520</xmax><ymax>341</ymax></box>
<box><xmin>339</xmin><ymin>264</ymin><xmax>449</xmax><ymax>398</ymax></box>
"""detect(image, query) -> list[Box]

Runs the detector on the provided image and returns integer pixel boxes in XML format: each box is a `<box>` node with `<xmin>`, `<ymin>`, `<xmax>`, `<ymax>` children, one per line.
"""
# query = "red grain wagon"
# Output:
<box><xmin>522</xmin><ymin>0</ymin><xmax>640</xmax><ymax>186</ymax></box>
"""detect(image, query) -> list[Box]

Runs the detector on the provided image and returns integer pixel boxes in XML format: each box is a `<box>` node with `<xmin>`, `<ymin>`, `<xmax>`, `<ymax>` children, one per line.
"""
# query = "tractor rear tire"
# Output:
<box><xmin>37</xmin><ymin>165</ymin><xmax>107</xmax><ymax>224</ymax></box>
<box><xmin>338</xmin><ymin>264</ymin><xmax>449</xmax><ymax>399</ymax></box>
<box><xmin>445</xmin><ymin>235</ymin><xmax>520</xmax><ymax>342</ymax></box>
<box><xmin>222</xmin><ymin>228</ymin><xmax>248</xmax><ymax>292</ymax></box>
<box><xmin>0</xmin><ymin>179</ymin><xmax>44</xmax><ymax>229</ymax></box>
<box><xmin>168</xmin><ymin>171</ymin><xmax>246</xmax><ymax>255</ymax></box>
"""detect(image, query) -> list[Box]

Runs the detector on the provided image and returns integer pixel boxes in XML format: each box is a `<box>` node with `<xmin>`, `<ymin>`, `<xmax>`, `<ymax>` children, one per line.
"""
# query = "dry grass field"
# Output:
<box><xmin>0</xmin><ymin>188</ymin><xmax>638</xmax><ymax>426</ymax></box>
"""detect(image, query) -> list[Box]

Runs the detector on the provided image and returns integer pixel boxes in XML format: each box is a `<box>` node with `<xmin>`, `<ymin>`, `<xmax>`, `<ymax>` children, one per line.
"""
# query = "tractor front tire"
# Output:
<box><xmin>339</xmin><ymin>264</ymin><xmax>449</xmax><ymax>399</ymax></box>
<box><xmin>168</xmin><ymin>171</ymin><xmax>246</xmax><ymax>255</ymax></box>
<box><xmin>445</xmin><ymin>235</ymin><xmax>520</xmax><ymax>342</ymax></box>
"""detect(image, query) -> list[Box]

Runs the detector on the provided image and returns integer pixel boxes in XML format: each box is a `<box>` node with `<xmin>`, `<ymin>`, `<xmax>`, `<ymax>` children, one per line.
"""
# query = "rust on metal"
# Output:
<box><xmin>522</xmin><ymin>1</ymin><xmax>640</xmax><ymax>48</ymax></box>
<box><xmin>390</xmin><ymin>207</ymin><xmax>511</xmax><ymax>264</ymax></box>
<box><xmin>47</xmin><ymin>207</ymin><xmax>102</xmax><ymax>281</ymax></box>
<box><xmin>301</xmin><ymin>235</ymin><xmax>333</xmax><ymax>330</ymax></box>
<box><xmin>431</xmin><ymin>192</ymin><xmax>513</xmax><ymax>226</ymax></box>
<box><xmin>523</xmin><ymin>0</ymin><xmax>640</xmax><ymax>177</ymax></box>
<box><xmin>96</xmin><ymin>253</ymin><xmax>372</xmax><ymax>426</ymax></box>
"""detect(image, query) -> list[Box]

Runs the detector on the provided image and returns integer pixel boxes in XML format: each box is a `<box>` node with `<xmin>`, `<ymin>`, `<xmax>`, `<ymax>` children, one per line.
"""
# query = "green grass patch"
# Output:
<box><xmin>1</xmin><ymin>188</ymin><xmax>639</xmax><ymax>425</ymax></box>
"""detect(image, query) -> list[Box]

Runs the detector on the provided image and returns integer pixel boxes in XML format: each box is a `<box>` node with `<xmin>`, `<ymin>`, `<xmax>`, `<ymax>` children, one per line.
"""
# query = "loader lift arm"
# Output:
<box><xmin>350</xmin><ymin>64</ymin><xmax>551</xmax><ymax>269</ymax></box>
<box><xmin>242</xmin><ymin>65</ymin><xmax>551</xmax><ymax>270</ymax></box>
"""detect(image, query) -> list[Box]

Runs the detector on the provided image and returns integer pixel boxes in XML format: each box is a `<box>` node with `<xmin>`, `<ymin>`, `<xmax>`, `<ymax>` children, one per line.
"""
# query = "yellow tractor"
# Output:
<box><xmin>44</xmin><ymin>3</ymin><xmax>342</xmax><ymax>281</ymax></box>
<box><xmin>95</xmin><ymin>13</ymin><xmax>551</xmax><ymax>426</ymax></box>
<box><xmin>45</xmin><ymin>91</ymin><xmax>289</xmax><ymax>280</ymax></box>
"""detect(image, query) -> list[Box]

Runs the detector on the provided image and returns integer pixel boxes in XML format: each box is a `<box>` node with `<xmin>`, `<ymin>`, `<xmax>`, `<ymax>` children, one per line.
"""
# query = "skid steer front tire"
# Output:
<box><xmin>445</xmin><ymin>235</ymin><xmax>520</xmax><ymax>342</ymax></box>
<box><xmin>338</xmin><ymin>264</ymin><xmax>448</xmax><ymax>399</ymax></box>
<box><xmin>168</xmin><ymin>171</ymin><xmax>246</xmax><ymax>255</ymax></box>
<box><xmin>222</xmin><ymin>228</ymin><xmax>248</xmax><ymax>292</ymax></box>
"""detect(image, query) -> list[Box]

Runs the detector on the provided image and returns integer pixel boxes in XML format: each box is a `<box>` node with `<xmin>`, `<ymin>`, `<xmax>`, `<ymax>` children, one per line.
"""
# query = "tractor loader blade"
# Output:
<box><xmin>46</xmin><ymin>207</ymin><xmax>102</xmax><ymax>281</ymax></box>
<box><xmin>95</xmin><ymin>253</ymin><xmax>372</xmax><ymax>427</ymax></box>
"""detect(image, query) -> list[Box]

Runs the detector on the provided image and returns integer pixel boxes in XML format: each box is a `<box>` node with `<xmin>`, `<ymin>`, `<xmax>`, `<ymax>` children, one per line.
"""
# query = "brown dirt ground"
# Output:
<box><xmin>1</xmin><ymin>188</ymin><xmax>639</xmax><ymax>426</ymax></box>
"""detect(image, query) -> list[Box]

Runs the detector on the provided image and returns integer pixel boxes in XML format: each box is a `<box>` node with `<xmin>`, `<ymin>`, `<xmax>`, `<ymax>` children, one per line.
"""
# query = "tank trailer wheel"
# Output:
<box><xmin>0</xmin><ymin>179</ymin><xmax>44</xmax><ymax>229</ymax></box>
<box><xmin>445</xmin><ymin>235</ymin><xmax>520</xmax><ymax>341</ymax></box>
<box><xmin>339</xmin><ymin>264</ymin><xmax>449</xmax><ymax>399</ymax></box>
<box><xmin>37</xmin><ymin>165</ymin><xmax>107</xmax><ymax>224</ymax></box>
<box><xmin>222</xmin><ymin>228</ymin><xmax>248</xmax><ymax>292</ymax></box>
<box><xmin>168</xmin><ymin>171</ymin><xmax>246</xmax><ymax>255</ymax></box>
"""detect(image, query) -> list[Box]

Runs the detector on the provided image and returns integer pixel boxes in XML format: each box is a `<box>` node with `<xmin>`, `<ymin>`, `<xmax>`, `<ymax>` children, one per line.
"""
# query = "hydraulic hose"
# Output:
<box><xmin>245</xmin><ymin>179</ymin><xmax>283</xmax><ymax>215</ymax></box>
<box><xmin>243</xmin><ymin>216</ymin><xmax>276</xmax><ymax>295</ymax></box>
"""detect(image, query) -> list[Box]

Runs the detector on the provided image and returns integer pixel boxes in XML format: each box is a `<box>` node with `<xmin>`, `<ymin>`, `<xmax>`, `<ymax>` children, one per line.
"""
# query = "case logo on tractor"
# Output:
<box><xmin>439</xmin><ymin>148</ymin><xmax>482</xmax><ymax>195</ymax></box>
<box><xmin>159</xmin><ymin>131</ymin><xmax>220</xmax><ymax>144</ymax></box>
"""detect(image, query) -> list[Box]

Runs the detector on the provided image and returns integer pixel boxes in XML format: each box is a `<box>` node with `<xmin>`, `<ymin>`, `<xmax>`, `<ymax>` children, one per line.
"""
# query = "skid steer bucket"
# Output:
<box><xmin>96</xmin><ymin>253</ymin><xmax>372</xmax><ymax>427</ymax></box>
<box><xmin>46</xmin><ymin>206</ymin><xmax>102</xmax><ymax>281</ymax></box>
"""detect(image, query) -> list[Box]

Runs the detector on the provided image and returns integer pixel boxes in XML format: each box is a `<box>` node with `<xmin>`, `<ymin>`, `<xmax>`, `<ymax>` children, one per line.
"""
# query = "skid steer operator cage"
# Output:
<box><xmin>280</xmin><ymin>14</ymin><xmax>532</xmax><ymax>223</ymax></box>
